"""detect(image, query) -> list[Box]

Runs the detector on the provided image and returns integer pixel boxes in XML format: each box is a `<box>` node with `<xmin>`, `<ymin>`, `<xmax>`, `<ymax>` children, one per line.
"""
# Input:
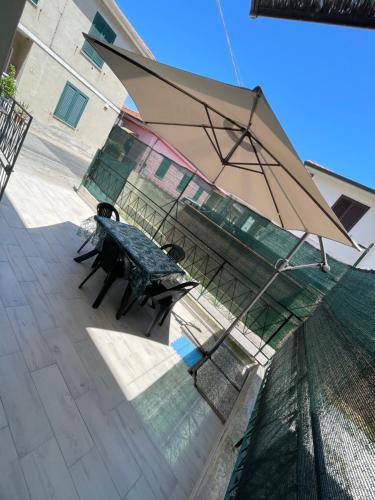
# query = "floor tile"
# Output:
<box><xmin>75</xmin><ymin>339</ymin><xmax>125</xmax><ymax>411</ymax></box>
<box><xmin>11</xmin><ymin>228</ymin><xmax>39</xmax><ymax>258</ymax></box>
<box><xmin>0</xmin><ymin>300</ymin><xmax>19</xmax><ymax>356</ymax></box>
<box><xmin>21</xmin><ymin>437</ymin><xmax>79</xmax><ymax>500</ymax></box>
<box><xmin>0</xmin><ymin>427</ymin><xmax>31</xmax><ymax>500</ymax></box>
<box><xmin>21</xmin><ymin>281</ymin><xmax>56</xmax><ymax>331</ymax></box>
<box><xmin>115</xmin><ymin>400</ymin><xmax>176</xmax><ymax>500</ymax></box>
<box><xmin>0</xmin><ymin>352</ymin><xmax>52</xmax><ymax>456</ymax></box>
<box><xmin>41</xmin><ymin>327</ymin><xmax>91</xmax><ymax>398</ymax></box>
<box><xmin>32</xmin><ymin>365</ymin><xmax>93</xmax><ymax>466</ymax></box>
<box><xmin>0</xmin><ymin>261</ymin><xmax>28</xmax><ymax>307</ymax></box>
<box><xmin>77</xmin><ymin>390</ymin><xmax>141</xmax><ymax>498</ymax></box>
<box><xmin>125</xmin><ymin>476</ymin><xmax>157</xmax><ymax>500</ymax></box>
<box><xmin>0</xmin><ymin>399</ymin><xmax>7</xmax><ymax>429</ymax></box>
<box><xmin>7</xmin><ymin>305</ymin><xmax>53</xmax><ymax>371</ymax></box>
<box><xmin>6</xmin><ymin>244</ymin><xmax>37</xmax><ymax>282</ymax></box>
<box><xmin>70</xmin><ymin>447</ymin><xmax>121</xmax><ymax>500</ymax></box>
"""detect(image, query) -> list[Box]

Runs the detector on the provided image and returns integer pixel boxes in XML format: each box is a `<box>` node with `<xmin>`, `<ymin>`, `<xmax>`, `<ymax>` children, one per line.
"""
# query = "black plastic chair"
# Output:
<box><xmin>77</xmin><ymin>202</ymin><xmax>120</xmax><ymax>254</ymax></box>
<box><xmin>78</xmin><ymin>236</ymin><xmax>129</xmax><ymax>308</ymax></box>
<box><xmin>161</xmin><ymin>243</ymin><xmax>185</xmax><ymax>264</ymax></box>
<box><xmin>121</xmin><ymin>281</ymin><xmax>199</xmax><ymax>337</ymax></box>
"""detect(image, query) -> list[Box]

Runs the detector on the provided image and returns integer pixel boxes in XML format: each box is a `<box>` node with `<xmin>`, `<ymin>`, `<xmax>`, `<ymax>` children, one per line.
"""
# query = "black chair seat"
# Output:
<box><xmin>78</xmin><ymin>236</ymin><xmax>130</xmax><ymax>308</ymax></box>
<box><xmin>119</xmin><ymin>280</ymin><xmax>199</xmax><ymax>337</ymax></box>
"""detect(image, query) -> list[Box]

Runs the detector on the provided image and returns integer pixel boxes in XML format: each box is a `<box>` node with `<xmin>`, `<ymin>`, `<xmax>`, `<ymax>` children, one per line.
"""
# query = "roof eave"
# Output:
<box><xmin>101</xmin><ymin>0</ymin><xmax>154</xmax><ymax>59</ymax></box>
<box><xmin>305</xmin><ymin>160</ymin><xmax>375</xmax><ymax>197</ymax></box>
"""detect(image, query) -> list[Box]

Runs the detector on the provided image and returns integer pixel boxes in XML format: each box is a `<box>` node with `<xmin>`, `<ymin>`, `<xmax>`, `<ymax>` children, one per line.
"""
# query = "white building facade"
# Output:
<box><xmin>304</xmin><ymin>161</ymin><xmax>375</xmax><ymax>270</ymax></box>
<box><xmin>8</xmin><ymin>0</ymin><xmax>152</xmax><ymax>157</ymax></box>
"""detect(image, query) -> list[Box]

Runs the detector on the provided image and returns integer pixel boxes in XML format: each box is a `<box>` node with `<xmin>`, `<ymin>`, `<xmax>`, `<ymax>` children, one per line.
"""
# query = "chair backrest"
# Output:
<box><xmin>153</xmin><ymin>281</ymin><xmax>199</xmax><ymax>305</ymax></box>
<box><xmin>97</xmin><ymin>202</ymin><xmax>120</xmax><ymax>222</ymax></box>
<box><xmin>100</xmin><ymin>236</ymin><xmax>122</xmax><ymax>273</ymax></box>
<box><xmin>161</xmin><ymin>243</ymin><xmax>185</xmax><ymax>264</ymax></box>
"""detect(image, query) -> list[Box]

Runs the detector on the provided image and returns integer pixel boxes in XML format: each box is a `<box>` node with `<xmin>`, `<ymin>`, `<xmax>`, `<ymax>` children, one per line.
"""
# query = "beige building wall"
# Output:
<box><xmin>15</xmin><ymin>43</ymin><xmax>119</xmax><ymax>155</ymax></box>
<box><xmin>11</xmin><ymin>0</ymin><xmax>151</xmax><ymax>157</ymax></box>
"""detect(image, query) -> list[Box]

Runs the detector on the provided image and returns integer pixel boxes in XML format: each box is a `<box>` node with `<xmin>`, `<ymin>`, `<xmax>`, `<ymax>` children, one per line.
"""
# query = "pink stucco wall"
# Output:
<box><xmin>120</xmin><ymin>113</ymin><xmax>210</xmax><ymax>205</ymax></box>
<box><xmin>121</xmin><ymin>115</ymin><xmax>196</xmax><ymax>172</ymax></box>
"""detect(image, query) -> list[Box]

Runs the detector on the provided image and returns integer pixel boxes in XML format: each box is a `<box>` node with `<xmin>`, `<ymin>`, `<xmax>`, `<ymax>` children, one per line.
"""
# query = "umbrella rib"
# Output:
<box><xmin>225</xmin><ymin>164</ymin><xmax>264</xmax><ymax>174</ymax></box>
<box><xmin>146</xmin><ymin>121</ymin><xmax>242</xmax><ymax>131</ymax></box>
<box><xmin>205</xmin><ymin>106</ymin><xmax>224</xmax><ymax>161</ymax></box>
<box><xmin>266</xmin><ymin>165</ymin><xmax>307</xmax><ymax>231</ymax></box>
<box><xmin>87</xmin><ymin>36</ymin><xmax>249</xmax><ymax>133</ymax></box>
<box><xmin>249</xmin><ymin>134</ymin><xmax>351</xmax><ymax>243</ymax></box>
<box><xmin>228</xmin><ymin>161</ymin><xmax>279</xmax><ymax>167</ymax></box>
<box><xmin>203</xmin><ymin>126</ymin><xmax>221</xmax><ymax>158</ymax></box>
<box><xmin>247</xmin><ymin>133</ymin><xmax>284</xmax><ymax>227</ymax></box>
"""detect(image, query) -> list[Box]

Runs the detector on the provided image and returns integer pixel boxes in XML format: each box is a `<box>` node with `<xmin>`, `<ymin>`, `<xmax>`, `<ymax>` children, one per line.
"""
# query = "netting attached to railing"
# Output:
<box><xmin>226</xmin><ymin>266</ymin><xmax>375</xmax><ymax>499</ymax></box>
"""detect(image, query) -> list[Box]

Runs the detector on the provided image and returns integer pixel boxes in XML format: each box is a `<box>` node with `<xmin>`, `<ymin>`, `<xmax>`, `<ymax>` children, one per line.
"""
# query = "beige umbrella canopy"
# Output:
<box><xmin>84</xmin><ymin>34</ymin><xmax>355</xmax><ymax>248</ymax></box>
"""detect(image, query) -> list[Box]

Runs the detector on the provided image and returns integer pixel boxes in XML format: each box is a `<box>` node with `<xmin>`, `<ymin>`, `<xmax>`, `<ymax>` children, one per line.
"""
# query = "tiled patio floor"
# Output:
<box><xmin>0</xmin><ymin>160</ymin><xmax>223</xmax><ymax>499</ymax></box>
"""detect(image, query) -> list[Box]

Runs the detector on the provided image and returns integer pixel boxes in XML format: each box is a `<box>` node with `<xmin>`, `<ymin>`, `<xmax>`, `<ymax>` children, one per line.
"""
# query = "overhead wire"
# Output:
<box><xmin>215</xmin><ymin>0</ymin><xmax>243</xmax><ymax>86</ymax></box>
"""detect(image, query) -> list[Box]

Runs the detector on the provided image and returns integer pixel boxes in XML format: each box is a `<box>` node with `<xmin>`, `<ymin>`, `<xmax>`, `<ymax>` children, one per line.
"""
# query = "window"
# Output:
<box><xmin>192</xmin><ymin>186</ymin><xmax>204</xmax><ymax>201</ymax></box>
<box><xmin>82</xmin><ymin>12</ymin><xmax>116</xmax><ymax>68</ymax></box>
<box><xmin>177</xmin><ymin>174</ymin><xmax>191</xmax><ymax>192</ymax></box>
<box><xmin>29</xmin><ymin>0</ymin><xmax>39</xmax><ymax>5</ymax></box>
<box><xmin>331</xmin><ymin>195</ymin><xmax>369</xmax><ymax>231</ymax></box>
<box><xmin>54</xmin><ymin>82</ymin><xmax>88</xmax><ymax>128</ymax></box>
<box><xmin>155</xmin><ymin>159</ymin><xmax>171</xmax><ymax>179</ymax></box>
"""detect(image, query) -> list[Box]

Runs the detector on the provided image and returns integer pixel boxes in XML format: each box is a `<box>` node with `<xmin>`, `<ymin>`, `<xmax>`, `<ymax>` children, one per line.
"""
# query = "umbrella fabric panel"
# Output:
<box><xmin>84</xmin><ymin>35</ymin><xmax>354</xmax><ymax>248</ymax></box>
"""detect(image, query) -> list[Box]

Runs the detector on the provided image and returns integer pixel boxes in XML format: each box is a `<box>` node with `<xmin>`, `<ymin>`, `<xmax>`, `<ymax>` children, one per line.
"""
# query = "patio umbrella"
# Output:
<box><xmin>83</xmin><ymin>34</ymin><xmax>357</xmax><ymax>364</ymax></box>
<box><xmin>84</xmin><ymin>34</ymin><xmax>355</xmax><ymax>248</ymax></box>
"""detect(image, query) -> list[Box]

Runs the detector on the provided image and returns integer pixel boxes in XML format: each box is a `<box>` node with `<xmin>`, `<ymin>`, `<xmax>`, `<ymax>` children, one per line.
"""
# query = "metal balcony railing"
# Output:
<box><xmin>0</xmin><ymin>96</ymin><xmax>32</xmax><ymax>201</ymax></box>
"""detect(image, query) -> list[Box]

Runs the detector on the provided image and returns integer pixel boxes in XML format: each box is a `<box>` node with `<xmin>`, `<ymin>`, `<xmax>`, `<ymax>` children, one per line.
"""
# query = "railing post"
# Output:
<box><xmin>151</xmin><ymin>172</ymin><xmax>196</xmax><ymax>241</ymax></box>
<box><xmin>197</xmin><ymin>261</ymin><xmax>225</xmax><ymax>299</ymax></box>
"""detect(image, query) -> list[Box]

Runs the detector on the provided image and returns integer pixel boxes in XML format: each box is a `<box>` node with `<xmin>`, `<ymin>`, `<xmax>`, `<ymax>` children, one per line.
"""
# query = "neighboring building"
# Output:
<box><xmin>7</xmin><ymin>0</ymin><xmax>152</xmax><ymax>157</ymax></box>
<box><xmin>304</xmin><ymin>160</ymin><xmax>375</xmax><ymax>269</ymax></box>
<box><xmin>118</xmin><ymin>107</ymin><xmax>211</xmax><ymax>205</ymax></box>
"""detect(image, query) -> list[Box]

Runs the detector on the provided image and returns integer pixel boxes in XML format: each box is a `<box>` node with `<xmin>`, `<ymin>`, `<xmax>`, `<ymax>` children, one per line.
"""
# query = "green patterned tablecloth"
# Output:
<box><xmin>95</xmin><ymin>216</ymin><xmax>184</xmax><ymax>295</ymax></box>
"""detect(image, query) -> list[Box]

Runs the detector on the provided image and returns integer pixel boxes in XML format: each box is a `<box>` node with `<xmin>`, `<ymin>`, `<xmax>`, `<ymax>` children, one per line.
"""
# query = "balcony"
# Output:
<box><xmin>0</xmin><ymin>136</ymin><xmax>267</xmax><ymax>499</ymax></box>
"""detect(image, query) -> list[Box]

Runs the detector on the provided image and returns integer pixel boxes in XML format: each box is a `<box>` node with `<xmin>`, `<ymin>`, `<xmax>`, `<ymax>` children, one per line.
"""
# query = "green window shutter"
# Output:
<box><xmin>177</xmin><ymin>174</ymin><xmax>191</xmax><ymax>192</ymax></box>
<box><xmin>193</xmin><ymin>187</ymin><xmax>204</xmax><ymax>201</ymax></box>
<box><xmin>54</xmin><ymin>82</ymin><xmax>89</xmax><ymax>128</ymax></box>
<box><xmin>155</xmin><ymin>159</ymin><xmax>171</xmax><ymax>179</ymax></box>
<box><xmin>82</xmin><ymin>12</ymin><xmax>116</xmax><ymax>68</ymax></box>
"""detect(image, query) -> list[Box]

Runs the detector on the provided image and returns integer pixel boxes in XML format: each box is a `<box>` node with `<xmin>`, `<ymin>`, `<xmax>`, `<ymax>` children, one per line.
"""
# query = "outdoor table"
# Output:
<box><xmin>76</xmin><ymin>216</ymin><xmax>184</xmax><ymax>316</ymax></box>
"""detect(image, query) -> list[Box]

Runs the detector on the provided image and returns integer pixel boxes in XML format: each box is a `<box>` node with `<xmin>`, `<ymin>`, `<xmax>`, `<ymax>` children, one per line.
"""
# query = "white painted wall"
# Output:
<box><xmin>12</xmin><ymin>0</ymin><xmax>150</xmax><ymax>156</ymax></box>
<box><xmin>300</xmin><ymin>165</ymin><xmax>375</xmax><ymax>270</ymax></box>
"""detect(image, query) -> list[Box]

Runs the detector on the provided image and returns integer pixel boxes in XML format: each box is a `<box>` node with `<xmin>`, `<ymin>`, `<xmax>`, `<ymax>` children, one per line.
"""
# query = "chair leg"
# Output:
<box><xmin>74</xmin><ymin>249</ymin><xmax>99</xmax><ymax>263</ymax></box>
<box><xmin>159</xmin><ymin>306</ymin><xmax>171</xmax><ymax>326</ymax></box>
<box><xmin>145</xmin><ymin>305</ymin><xmax>165</xmax><ymax>337</ymax></box>
<box><xmin>92</xmin><ymin>271</ymin><xmax>117</xmax><ymax>309</ymax></box>
<box><xmin>78</xmin><ymin>266</ymin><xmax>100</xmax><ymax>289</ymax></box>
<box><xmin>140</xmin><ymin>295</ymin><xmax>148</xmax><ymax>307</ymax></box>
<box><xmin>91</xmin><ymin>254</ymin><xmax>101</xmax><ymax>268</ymax></box>
<box><xmin>116</xmin><ymin>283</ymin><xmax>133</xmax><ymax>320</ymax></box>
<box><xmin>77</xmin><ymin>234</ymin><xmax>92</xmax><ymax>253</ymax></box>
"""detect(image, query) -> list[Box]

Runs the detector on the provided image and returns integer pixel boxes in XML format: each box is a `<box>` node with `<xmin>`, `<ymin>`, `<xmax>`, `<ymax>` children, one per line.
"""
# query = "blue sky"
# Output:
<box><xmin>119</xmin><ymin>0</ymin><xmax>374</xmax><ymax>188</ymax></box>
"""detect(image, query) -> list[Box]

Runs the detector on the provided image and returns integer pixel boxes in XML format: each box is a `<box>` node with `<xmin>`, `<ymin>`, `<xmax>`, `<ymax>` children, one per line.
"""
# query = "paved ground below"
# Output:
<box><xmin>21</xmin><ymin>132</ymin><xmax>92</xmax><ymax>184</ymax></box>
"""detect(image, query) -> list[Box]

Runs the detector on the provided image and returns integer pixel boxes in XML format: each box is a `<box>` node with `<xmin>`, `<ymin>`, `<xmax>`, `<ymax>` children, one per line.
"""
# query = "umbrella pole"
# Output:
<box><xmin>189</xmin><ymin>232</ymin><xmax>310</xmax><ymax>374</ymax></box>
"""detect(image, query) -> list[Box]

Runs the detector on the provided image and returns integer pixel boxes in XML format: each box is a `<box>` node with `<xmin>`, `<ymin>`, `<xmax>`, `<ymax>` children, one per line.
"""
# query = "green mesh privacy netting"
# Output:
<box><xmin>226</xmin><ymin>266</ymin><xmax>375</xmax><ymax>499</ymax></box>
